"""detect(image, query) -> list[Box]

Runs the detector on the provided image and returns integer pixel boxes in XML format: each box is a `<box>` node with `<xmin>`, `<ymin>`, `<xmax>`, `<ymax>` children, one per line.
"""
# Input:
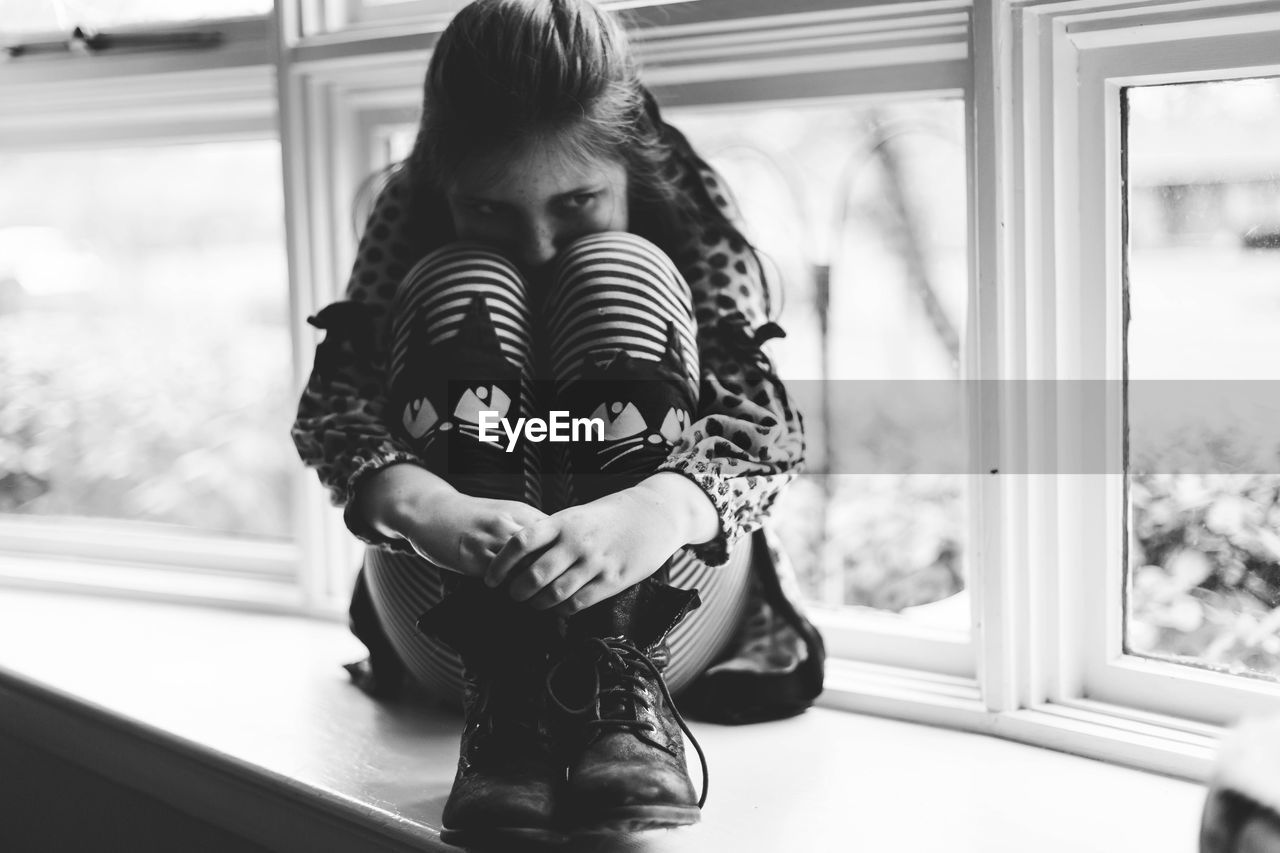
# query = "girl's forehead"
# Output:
<box><xmin>449</xmin><ymin>132</ymin><xmax>624</xmax><ymax>198</ymax></box>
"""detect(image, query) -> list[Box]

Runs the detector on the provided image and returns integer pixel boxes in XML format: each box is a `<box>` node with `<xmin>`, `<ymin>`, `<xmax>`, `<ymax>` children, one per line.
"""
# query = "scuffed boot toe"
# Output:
<box><xmin>440</xmin><ymin>771</ymin><xmax>563</xmax><ymax>846</ymax></box>
<box><xmin>566</xmin><ymin>752</ymin><xmax>701</xmax><ymax>832</ymax></box>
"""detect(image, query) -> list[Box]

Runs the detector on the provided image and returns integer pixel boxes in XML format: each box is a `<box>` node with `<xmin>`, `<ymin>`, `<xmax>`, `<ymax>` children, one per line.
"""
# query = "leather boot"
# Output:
<box><xmin>416</xmin><ymin>583</ymin><xmax>565</xmax><ymax>846</ymax></box>
<box><xmin>548</xmin><ymin>576</ymin><xmax>708</xmax><ymax>833</ymax></box>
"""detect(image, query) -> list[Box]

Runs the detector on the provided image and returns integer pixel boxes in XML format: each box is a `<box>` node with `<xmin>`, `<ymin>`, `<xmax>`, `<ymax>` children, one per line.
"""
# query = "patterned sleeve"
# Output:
<box><xmin>657</xmin><ymin>161</ymin><xmax>807</xmax><ymax>567</ymax></box>
<box><xmin>290</xmin><ymin>169</ymin><xmax>430</xmax><ymax>551</ymax></box>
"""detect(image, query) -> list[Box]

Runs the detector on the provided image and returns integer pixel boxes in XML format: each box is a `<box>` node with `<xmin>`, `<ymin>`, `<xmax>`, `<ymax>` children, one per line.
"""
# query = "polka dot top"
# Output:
<box><xmin>291</xmin><ymin>135</ymin><xmax>806</xmax><ymax>568</ymax></box>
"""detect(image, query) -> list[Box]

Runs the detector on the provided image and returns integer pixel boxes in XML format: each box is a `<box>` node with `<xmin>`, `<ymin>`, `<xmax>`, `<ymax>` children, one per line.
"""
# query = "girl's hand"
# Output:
<box><xmin>357</xmin><ymin>463</ymin><xmax>547</xmax><ymax>578</ymax></box>
<box><xmin>399</xmin><ymin>493</ymin><xmax>549</xmax><ymax>578</ymax></box>
<box><xmin>485</xmin><ymin>476</ymin><xmax>712</xmax><ymax>615</ymax></box>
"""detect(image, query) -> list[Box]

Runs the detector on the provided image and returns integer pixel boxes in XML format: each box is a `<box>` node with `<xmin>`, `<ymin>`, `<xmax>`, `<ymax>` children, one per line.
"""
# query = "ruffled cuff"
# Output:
<box><xmin>340</xmin><ymin>445</ymin><xmax>425</xmax><ymax>553</ymax></box>
<box><xmin>656</xmin><ymin>451</ymin><xmax>750</xmax><ymax>567</ymax></box>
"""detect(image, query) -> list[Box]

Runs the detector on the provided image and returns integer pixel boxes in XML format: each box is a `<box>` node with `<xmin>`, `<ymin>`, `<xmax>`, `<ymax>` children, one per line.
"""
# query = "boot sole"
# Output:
<box><xmin>569</xmin><ymin>805</ymin><xmax>702</xmax><ymax>834</ymax></box>
<box><xmin>439</xmin><ymin>826</ymin><xmax>567</xmax><ymax>847</ymax></box>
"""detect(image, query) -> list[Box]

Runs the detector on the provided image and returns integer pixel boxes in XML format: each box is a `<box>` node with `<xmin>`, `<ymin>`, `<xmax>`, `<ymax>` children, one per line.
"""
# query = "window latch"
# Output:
<box><xmin>5</xmin><ymin>25</ymin><xmax>223</xmax><ymax>59</ymax></box>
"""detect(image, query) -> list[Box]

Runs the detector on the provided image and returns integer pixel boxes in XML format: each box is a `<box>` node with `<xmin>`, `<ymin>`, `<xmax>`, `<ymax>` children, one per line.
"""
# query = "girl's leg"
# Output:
<box><xmin>542</xmin><ymin>231</ymin><xmax>753</xmax><ymax>693</ymax></box>
<box><xmin>388</xmin><ymin>243</ymin><xmax>542</xmax><ymax>508</ymax></box>
<box><xmin>541</xmin><ymin>232</ymin><xmax>754</xmax><ymax>830</ymax></box>
<box><xmin>542</xmin><ymin>231</ymin><xmax>700</xmax><ymax>507</ymax></box>
<box><xmin>368</xmin><ymin>243</ymin><xmax>542</xmax><ymax>701</ymax></box>
<box><xmin>368</xmin><ymin>244</ymin><xmax>563</xmax><ymax>844</ymax></box>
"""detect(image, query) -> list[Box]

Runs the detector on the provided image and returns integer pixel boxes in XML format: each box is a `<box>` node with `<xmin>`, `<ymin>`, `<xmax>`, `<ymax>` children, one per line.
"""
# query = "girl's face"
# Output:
<box><xmin>444</xmin><ymin>131</ymin><xmax>629</xmax><ymax>273</ymax></box>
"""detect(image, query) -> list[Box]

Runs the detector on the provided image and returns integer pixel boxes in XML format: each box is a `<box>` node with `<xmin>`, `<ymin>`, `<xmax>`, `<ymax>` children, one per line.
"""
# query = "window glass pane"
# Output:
<box><xmin>670</xmin><ymin>100</ymin><xmax>969</xmax><ymax>630</ymax></box>
<box><xmin>0</xmin><ymin>140</ymin><xmax>293</xmax><ymax>541</ymax></box>
<box><xmin>374</xmin><ymin>124</ymin><xmax>416</xmax><ymax>171</ymax></box>
<box><xmin>1125</xmin><ymin>77</ymin><xmax>1280</xmax><ymax>678</ymax></box>
<box><xmin>0</xmin><ymin>0</ymin><xmax>271</xmax><ymax>34</ymax></box>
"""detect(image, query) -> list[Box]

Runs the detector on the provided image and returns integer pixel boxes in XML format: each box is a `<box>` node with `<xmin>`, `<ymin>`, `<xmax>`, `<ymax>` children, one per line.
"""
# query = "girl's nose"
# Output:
<box><xmin>516</xmin><ymin>219</ymin><xmax>559</xmax><ymax>270</ymax></box>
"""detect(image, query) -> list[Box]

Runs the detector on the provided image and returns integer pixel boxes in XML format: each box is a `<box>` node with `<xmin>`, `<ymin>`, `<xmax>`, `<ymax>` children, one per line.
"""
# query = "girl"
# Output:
<box><xmin>292</xmin><ymin>0</ymin><xmax>823</xmax><ymax>844</ymax></box>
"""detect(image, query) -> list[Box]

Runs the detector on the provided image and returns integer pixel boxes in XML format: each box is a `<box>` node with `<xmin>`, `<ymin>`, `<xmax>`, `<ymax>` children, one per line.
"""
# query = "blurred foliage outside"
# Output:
<box><xmin>1123</xmin><ymin>77</ymin><xmax>1280</xmax><ymax>679</ymax></box>
<box><xmin>0</xmin><ymin>306</ymin><xmax>293</xmax><ymax>538</ymax></box>
<box><xmin>0</xmin><ymin>140</ymin><xmax>294</xmax><ymax>541</ymax></box>
<box><xmin>772</xmin><ymin>475</ymin><xmax>964</xmax><ymax>612</ymax></box>
<box><xmin>1130</xmin><ymin>473</ymin><xmax>1280</xmax><ymax>678</ymax></box>
<box><xmin>675</xmin><ymin>101</ymin><xmax>971</xmax><ymax>628</ymax></box>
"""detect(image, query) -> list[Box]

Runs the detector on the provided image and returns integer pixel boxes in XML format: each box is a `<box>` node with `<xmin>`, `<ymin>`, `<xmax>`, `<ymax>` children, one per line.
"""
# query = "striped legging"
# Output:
<box><xmin>364</xmin><ymin>232</ymin><xmax>753</xmax><ymax>705</ymax></box>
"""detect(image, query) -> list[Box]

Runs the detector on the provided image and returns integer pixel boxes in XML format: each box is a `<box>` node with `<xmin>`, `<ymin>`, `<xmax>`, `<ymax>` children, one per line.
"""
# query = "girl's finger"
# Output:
<box><xmin>507</xmin><ymin>547</ymin><xmax>577</xmax><ymax>602</ymax></box>
<box><xmin>485</xmin><ymin>522</ymin><xmax>558</xmax><ymax>588</ymax></box>
<box><xmin>553</xmin><ymin>578</ymin><xmax>613</xmax><ymax>618</ymax></box>
<box><xmin>524</xmin><ymin>562</ymin><xmax>593</xmax><ymax>611</ymax></box>
<box><xmin>489</xmin><ymin>517</ymin><xmax>526</xmax><ymax>540</ymax></box>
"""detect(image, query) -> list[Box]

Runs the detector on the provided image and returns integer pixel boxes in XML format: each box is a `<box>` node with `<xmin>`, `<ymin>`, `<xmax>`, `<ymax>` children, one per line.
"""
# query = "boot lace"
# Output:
<box><xmin>546</xmin><ymin>637</ymin><xmax>709</xmax><ymax>808</ymax></box>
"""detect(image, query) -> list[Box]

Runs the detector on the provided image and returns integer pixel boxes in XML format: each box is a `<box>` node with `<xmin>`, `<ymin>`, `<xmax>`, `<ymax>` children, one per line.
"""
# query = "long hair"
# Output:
<box><xmin>382</xmin><ymin>0</ymin><xmax>771</xmax><ymax>312</ymax></box>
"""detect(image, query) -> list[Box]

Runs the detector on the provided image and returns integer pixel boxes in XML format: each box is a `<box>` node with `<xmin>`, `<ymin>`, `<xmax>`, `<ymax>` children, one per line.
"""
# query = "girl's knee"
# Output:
<box><xmin>393</xmin><ymin>241</ymin><xmax>525</xmax><ymax>309</ymax></box>
<box><xmin>560</xmin><ymin>230</ymin><xmax>680</xmax><ymax>274</ymax></box>
<box><xmin>560</xmin><ymin>230</ymin><xmax>663</xmax><ymax>257</ymax></box>
<box><xmin>552</xmin><ymin>231</ymin><xmax>687</xmax><ymax>295</ymax></box>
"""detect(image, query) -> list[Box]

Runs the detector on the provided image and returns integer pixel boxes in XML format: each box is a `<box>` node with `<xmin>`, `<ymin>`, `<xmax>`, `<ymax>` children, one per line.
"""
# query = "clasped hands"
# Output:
<box><xmin>367</xmin><ymin>465</ymin><xmax>715</xmax><ymax>617</ymax></box>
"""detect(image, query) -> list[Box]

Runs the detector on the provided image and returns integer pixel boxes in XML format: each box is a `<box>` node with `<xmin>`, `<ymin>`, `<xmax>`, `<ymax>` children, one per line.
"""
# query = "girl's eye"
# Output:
<box><xmin>565</xmin><ymin>192</ymin><xmax>598</xmax><ymax>209</ymax></box>
<box><xmin>460</xmin><ymin>199</ymin><xmax>499</xmax><ymax>217</ymax></box>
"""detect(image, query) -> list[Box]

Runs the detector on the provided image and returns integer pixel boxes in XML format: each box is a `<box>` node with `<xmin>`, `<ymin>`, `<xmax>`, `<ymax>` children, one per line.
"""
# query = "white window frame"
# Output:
<box><xmin>297</xmin><ymin>0</ymin><xmax>461</xmax><ymax>39</ymax></box>
<box><xmin>1017</xmin><ymin>0</ymin><xmax>1280</xmax><ymax>723</ymax></box>
<box><xmin>293</xmin><ymin>0</ymin><xmax>688</xmax><ymax>42</ymax></box>
<box><xmin>972</xmin><ymin>0</ymin><xmax>1280</xmax><ymax>778</ymax></box>
<box><xmin>0</xmin><ymin>15</ymin><xmax>314</xmax><ymax>613</ymax></box>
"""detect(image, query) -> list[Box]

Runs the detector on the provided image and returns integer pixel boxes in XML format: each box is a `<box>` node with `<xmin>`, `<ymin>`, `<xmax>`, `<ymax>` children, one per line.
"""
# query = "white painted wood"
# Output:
<box><xmin>301</xmin><ymin>0</ymin><xmax>695</xmax><ymax>44</ymax></box>
<box><xmin>278</xmin><ymin>0</ymin><xmax>306</xmax><ymax>47</ymax></box>
<box><xmin>820</xmin><ymin>658</ymin><xmax>989</xmax><ymax>723</ymax></box>
<box><xmin>0</xmin><ymin>63</ymin><xmax>275</xmax><ymax>149</ymax></box>
<box><xmin>287</xmin><ymin>0</ymin><xmax>970</xmax><ymax>75</ymax></box>
<box><xmin>312</xmin><ymin>0</ymin><xmax>961</xmax><ymax>41</ymax></box>
<box><xmin>969</xmin><ymin>0</ymin><xmax>1021</xmax><ymax>716</ymax></box>
<box><xmin>1070</xmin><ymin>0</ymin><xmax>1280</xmax><ymax>726</ymax></box>
<box><xmin>282</xmin><ymin>63</ymin><xmax>380</xmax><ymax>616</ymax></box>
<box><xmin>277</xmin><ymin>0</ymin><xmax>362</xmax><ymax>618</ymax></box>
<box><xmin>991</xmin><ymin>703</ymin><xmax>1218</xmax><ymax>781</ymax></box>
<box><xmin>649</xmin><ymin>64</ymin><xmax>967</xmax><ymax>108</ymax></box>
<box><xmin>0</xmin><ymin>517</ymin><xmax>295</xmax><ymax>579</ymax></box>
<box><xmin>0</xmin><ymin>555</ymin><xmax>304</xmax><ymax>614</ymax></box>
<box><xmin>984</xmin><ymin>0</ymin><xmax>1072</xmax><ymax>716</ymax></box>
<box><xmin>822</xmin><ymin>659</ymin><xmax>1220</xmax><ymax>781</ymax></box>
<box><xmin>815</xmin><ymin>608</ymin><xmax>974</xmax><ymax>677</ymax></box>
<box><xmin>0</xmin><ymin>18</ymin><xmax>272</xmax><ymax>85</ymax></box>
<box><xmin>994</xmin><ymin>0</ymin><xmax>1280</xmax><ymax>732</ymax></box>
<box><xmin>0</xmin><ymin>589</ymin><xmax>1207</xmax><ymax>853</ymax></box>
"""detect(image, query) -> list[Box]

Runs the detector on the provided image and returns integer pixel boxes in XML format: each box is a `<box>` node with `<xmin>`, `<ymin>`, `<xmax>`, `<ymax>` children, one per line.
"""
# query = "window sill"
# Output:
<box><xmin>0</xmin><ymin>589</ymin><xmax>1206</xmax><ymax>852</ymax></box>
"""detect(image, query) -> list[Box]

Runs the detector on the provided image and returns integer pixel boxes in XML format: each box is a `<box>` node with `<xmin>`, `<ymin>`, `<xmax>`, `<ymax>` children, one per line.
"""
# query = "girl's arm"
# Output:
<box><xmin>290</xmin><ymin>170</ymin><xmax>431</xmax><ymax>554</ymax></box>
<box><xmin>654</xmin><ymin>162</ymin><xmax>807</xmax><ymax>567</ymax></box>
<box><xmin>485</xmin><ymin>193</ymin><xmax>805</xmax><ymax>608</ymax></box>
<box><xmin>297</xmin><ymin>173</ymin><xmax>549</xmax><ymax>569</ymax></box>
